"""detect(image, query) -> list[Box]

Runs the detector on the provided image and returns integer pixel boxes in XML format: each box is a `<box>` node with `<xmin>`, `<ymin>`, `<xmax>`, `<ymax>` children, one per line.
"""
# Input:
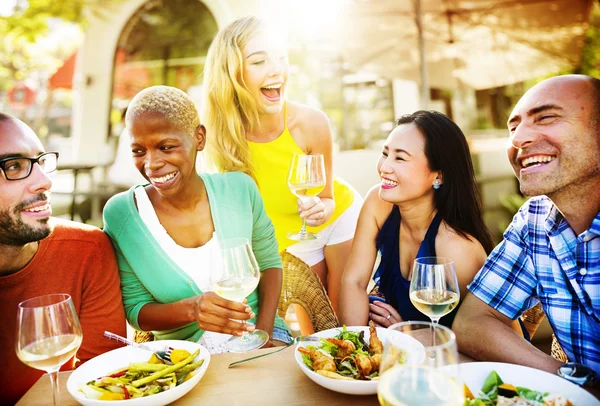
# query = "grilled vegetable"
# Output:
<box><xmin>79</xmin><ymin>348</ymin><xmax>203</xmax><ymax>400</ymax></box>
<box><xmin>497</xmin><ymin>383</ymin><xmax>518</xmax><ymax>398</ymax></box>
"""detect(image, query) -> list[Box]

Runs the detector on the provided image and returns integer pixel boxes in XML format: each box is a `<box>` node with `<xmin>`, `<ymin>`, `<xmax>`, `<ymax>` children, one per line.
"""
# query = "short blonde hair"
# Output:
<box><xmin>202</xmin><ymin>16</ymin><xmax>264</xmax><ymax>182</ymax></box>
<box><xmin>127</xmin><ymin>86</ymin><xmax>200</xmax><ymax>135</ymax></box>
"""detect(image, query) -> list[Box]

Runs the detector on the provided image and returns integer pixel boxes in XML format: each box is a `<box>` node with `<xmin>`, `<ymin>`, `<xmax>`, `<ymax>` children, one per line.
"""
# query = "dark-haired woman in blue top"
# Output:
<box><xmin>339</xmin><ymin>111</ymin><xmax>526</xmax><ymax>333</ymax></box>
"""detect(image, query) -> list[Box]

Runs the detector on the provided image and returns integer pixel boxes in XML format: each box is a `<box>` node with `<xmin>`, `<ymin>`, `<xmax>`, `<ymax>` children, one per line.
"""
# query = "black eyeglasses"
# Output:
<box><xmin>0</xmin><ymin>152</ymin><xmax>59</xmax><ymax>181</ymax></box>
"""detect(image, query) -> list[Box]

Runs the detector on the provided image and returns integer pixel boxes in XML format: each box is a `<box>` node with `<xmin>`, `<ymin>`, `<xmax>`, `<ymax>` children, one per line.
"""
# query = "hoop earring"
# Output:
<box><xmin>433</xmin><ymin>179</ymin><xmax>441</xmax><ymax>190</ymax></box>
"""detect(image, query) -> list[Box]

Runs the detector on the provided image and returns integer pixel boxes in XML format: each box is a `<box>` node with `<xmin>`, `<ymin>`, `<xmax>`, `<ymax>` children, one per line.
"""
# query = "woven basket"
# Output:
<box><xmin>551</xmin><ymin>334</ymin><xmax>568</xmax><ymax>362</ymax></box>
<box><xmin>368</xmin><ymin>283</ymin><xmax>385</xmax><ymax>300</ymax></box>
<box><xmin>133</xmin><ymin>329</ymin><xmax>155</xmax><ymax>343</ymax></box>
<box><xmin>279</xmin><ymin>251</ymin><xmax>339</xmax><ymax>332</ymax></box>
<box><xmin>520</xmin><ymin>302</ymin><xmax>546</xmax><ymax>339</ymax></box>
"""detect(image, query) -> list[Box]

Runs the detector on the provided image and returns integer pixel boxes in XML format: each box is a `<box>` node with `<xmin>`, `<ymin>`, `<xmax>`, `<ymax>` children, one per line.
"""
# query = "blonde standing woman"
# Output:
<box><xmin>202</xmin><ymin>16</ymin><xmax>362</xmax><ymax>333</ymax></box>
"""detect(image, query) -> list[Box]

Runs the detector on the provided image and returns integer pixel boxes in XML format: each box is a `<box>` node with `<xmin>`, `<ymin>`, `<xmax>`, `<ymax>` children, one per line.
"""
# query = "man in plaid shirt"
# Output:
<box><xmin>454</xmin><ymin>75</ymin><xmax>600</xmax><ymax>378</ymax></box>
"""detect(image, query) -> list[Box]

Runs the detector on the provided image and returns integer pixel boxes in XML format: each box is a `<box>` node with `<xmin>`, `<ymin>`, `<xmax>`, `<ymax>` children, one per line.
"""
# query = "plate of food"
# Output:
<box><xmin>294</xmin><ymin>322</ymin><xmax>425</xmax><ymax>395</ymax></box>
<box><xmin>67</xmin><ymin>340</ymin><xmax>210</xmax><ymax>406</ymax></box>
<box><xmin>458</xmin><ymin>362</ymin><xmax>600</xmax><ymax>405</ymax></box>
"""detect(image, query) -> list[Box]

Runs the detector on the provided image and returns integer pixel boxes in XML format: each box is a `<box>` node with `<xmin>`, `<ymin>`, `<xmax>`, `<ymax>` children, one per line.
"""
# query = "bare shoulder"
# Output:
<box><xmin>436</xmin><ymin>223</ymin><xmax>488</xmax><ymax>269</ymax></box>
<box><xmin>287</xmin><ymin>101</ymin><xmax>329</xmax><ymax>128</ymax></box>
<box><xmin>362</xmin><ymin>185</ymin><xmax>394</xmax><ymax>229</ymax></box>
<box><xmin>287</xmin><ymin>101</ymin><xmax>331</xmax><ymax>149</ymax></box>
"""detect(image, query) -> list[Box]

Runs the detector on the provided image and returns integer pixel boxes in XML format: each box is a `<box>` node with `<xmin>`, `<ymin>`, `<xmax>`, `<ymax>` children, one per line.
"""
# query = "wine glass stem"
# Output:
<box><xmin>430</xmin><ymin>318</ymin><xmax>440</xmax><ymax>352</ymax></box>
<box><xmin>49</xmin><ymin>370</ymin><xmax>60</xmax><ymax>406</ymax></box>
<box><xmin>300</xmin><ymin>217</ymin><xmax>308</xmax><ymax>236</ymax></box>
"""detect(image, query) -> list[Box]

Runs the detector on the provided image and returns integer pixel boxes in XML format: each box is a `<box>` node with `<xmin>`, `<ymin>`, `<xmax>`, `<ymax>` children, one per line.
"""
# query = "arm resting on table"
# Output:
<box><xmin>454</xmin><ymin>293</ymin><xmax>562</xmax><ymax>374</ymax></box>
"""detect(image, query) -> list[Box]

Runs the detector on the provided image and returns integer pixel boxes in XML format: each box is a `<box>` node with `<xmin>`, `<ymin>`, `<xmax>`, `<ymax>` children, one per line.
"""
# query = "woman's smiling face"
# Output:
<box><xmin>377</xmin><ymin>123</ymin><xmax>439</xmax><ymax>204</ymax></box>
<box><xmin>129</xmin><ymin>112</ymin><xmax>203</xmax><ymax>196</ymax></box>
<box><xmin>242</xmin><ymin>31</ymin><xmax>289</xmax><ymax>116</ymax></box>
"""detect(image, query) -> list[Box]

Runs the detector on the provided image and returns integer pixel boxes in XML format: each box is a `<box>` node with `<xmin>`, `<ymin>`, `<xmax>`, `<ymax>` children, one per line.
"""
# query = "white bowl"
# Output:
<box><xmin>294</xmin><ymin>326</ymin><xmax>425</xmax><ymax>395</ymax></box>
<box><xmin>67</xmin><ymin>340</ymin><xmax>210</xmax><ymax>406</ymax></box>
<box><xmin>454</xmin><ymin>362</ymin><xmax>600</xmax><ymax>405</ymax></box>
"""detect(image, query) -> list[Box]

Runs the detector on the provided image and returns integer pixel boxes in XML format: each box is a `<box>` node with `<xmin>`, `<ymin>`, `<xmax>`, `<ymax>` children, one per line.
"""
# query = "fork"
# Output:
<box><xmin>228</xmin><ymin>335</ymin><xmax>320</xmax><ymax>368</ymax></box>
<box><xmin>103</xmin><ymin>331</ymin><xmax>174</xmax><ymax>364</ymax></box>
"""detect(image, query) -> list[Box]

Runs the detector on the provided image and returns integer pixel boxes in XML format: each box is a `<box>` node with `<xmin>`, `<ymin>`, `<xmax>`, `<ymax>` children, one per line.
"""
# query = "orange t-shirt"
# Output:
<box><xmin>0</xmin><ymin>218</ymin><xmax>127</xmax><ymax>406</ymax></box>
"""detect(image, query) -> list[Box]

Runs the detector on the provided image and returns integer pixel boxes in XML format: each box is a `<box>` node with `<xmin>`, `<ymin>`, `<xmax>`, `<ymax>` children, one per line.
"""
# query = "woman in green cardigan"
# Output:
<box><xmin>102</xmin><ymin>86</ymin><xmax>290</xmax><ymax>353</ymax></box>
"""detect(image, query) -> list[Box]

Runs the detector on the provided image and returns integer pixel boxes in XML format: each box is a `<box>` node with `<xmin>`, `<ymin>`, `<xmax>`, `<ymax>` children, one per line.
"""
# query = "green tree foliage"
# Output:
<box><xmin>0</xmin><ymin>0</ymin><xmax>124</xmax><ymax>90</ymax></box>
<box><xmin>579</xmin><ymin>2</ymin><xmax>600</xmax><ymax>77</ymax></box>
<box><xmin>0</xmin><ymin>0</ymin><xmax>123</xmax><ymax>41</ymax></box>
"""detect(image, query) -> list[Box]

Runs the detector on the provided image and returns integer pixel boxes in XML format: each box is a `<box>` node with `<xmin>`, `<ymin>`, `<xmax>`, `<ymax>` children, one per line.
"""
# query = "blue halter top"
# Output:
<box><xmin>372</xmin><ymin>206</ymin><xmax>457</xmax><ymax>328</ymax></box>
<box><xmin>371</xmin><ymin>205</ymin><xmax>530</xmax><ymax>340</ymax></box>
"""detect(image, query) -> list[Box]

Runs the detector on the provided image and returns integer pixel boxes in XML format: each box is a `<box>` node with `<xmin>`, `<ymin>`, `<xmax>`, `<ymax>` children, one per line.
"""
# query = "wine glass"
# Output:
<box><xmin>409</xmin><ymin>256</ymin><xmax>460</xmax><ymax>329</ymax></box>
<box><xmin>16</xmin><ymin>294</ymin><xmax>83</xmax><ymax>406</ymax></box>
<box><xmin>210</xmin><ymin>237</ymin><xmax>269</xmax><ymax>352</ymax></box>
<box><xmin>378</xmin><ymin>321</ymin><xmax>464</xmax><ymax>406</ymax></box>
<box><xmin>287</xmin><ymin>153</ymin><xmax>326</xmax><ymax>241</ymax></box>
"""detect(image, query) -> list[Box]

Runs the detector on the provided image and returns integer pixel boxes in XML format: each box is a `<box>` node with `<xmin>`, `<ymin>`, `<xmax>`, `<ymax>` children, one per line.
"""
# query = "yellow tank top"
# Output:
<box><xmin>248</xmin><ymin>104</ymin><xmax>355</xmax><ymax>251</ymax></box>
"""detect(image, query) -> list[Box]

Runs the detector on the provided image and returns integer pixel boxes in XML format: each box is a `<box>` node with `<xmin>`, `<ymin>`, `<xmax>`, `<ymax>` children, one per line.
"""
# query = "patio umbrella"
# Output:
<box><xmin>335</xmin><ymin>0</ymin><xmax>593</xmax><ymax>105</ymax></box>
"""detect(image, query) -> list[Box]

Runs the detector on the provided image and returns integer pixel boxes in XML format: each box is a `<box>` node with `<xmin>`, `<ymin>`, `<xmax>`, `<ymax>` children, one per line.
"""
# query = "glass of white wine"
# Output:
<box><xmin>409</xmin><ymin>256</ymin><xmax>460</xmax><ymax>328</ymax></box>
<box><xmin>287</xmin><ymin>153</ymin><xmax>326</xmax><ymax>241</ymax></box>
<box><xmin>210</xmin><ymin>237</ymin><xmax>269</xmax><ymax>352</ymax></box>
<box><xmin>16</xmin><ymin>294</ymin><xmax>83</xmax><ymax>406</ymax></box>
<box><xmin>378</xmin><ymin>321</ymin><xmax>464</xmax><ymax>406</ymax></box>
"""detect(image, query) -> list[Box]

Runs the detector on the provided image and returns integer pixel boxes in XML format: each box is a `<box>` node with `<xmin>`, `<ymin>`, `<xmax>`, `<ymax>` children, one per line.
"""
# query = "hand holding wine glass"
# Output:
<box><xmin>378</xmin><ymin>321</ymin><xmax>463</xmax><ymax>406</ymax></box>
<box><xmin>287</xmin><ymin>153</ymin><xmax>326</xmax><ymax>241</ymax></box>
<box><xmin>16</xmin><ymin>294</ymin><xmax>83</xmax><ymax>406</ymax></box>
<box><xmin>192</xmin><ymin>291</ymin><xmax>254</xmax><ymax>336</ymax></box>
<box><xmin>209</xmin><ymin>237</ymin><xmax>269</xmax><ymax>353</ymax></box>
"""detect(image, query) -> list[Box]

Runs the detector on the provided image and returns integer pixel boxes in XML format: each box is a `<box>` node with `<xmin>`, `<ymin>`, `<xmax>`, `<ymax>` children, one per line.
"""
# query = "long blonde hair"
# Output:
<box><xmin>202</xmin><ymin>16</ymin><xmax>264</xmax><ymax>182</ymax></box>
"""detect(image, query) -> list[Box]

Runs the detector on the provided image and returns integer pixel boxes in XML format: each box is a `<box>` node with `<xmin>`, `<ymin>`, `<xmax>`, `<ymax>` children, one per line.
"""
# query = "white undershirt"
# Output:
<box><xmin>134</xmin><ymin>187</ymin><xmax>231</xmax><ymax>354</ymax></box>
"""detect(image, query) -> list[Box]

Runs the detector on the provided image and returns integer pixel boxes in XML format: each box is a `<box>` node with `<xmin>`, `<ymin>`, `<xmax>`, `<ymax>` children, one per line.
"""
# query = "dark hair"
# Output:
<box><xmin>0</xmin><ymin>112</ymin><xmax>16</xmax><ymax>121</ymax></box>
<box><xmin>396</xmin><ymin>110</ymin><xmax>494</xmax><ymax>254</ymax></box>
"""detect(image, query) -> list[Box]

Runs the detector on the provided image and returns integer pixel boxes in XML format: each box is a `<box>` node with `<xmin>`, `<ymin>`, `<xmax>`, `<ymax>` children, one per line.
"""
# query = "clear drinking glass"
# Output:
<box><xmin>378</xmin><ymin>321</ymin><xmax>464</xmax><ymax>406</ymax></box>
<box><xmin>16</xmin><ymin>294</ymin><xmax>83</xmax><ymax>406</ymax></box>
<box><xmin>409</xmin><ymin>256</ymin><xmax>460</xmax><ymax>329</ymax></box>
<box><xmin>287</xmin><ymin>153</ymin><xmax>326</xmax><ymax>241</ymax></box>
<box><xmin>210</xmin><ymin>237</ymin><xmax>269</xmax><ymax>352</ymax></box>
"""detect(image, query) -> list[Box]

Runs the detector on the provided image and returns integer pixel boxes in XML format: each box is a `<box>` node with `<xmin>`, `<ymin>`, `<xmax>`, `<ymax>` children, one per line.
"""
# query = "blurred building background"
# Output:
<box><xmin>1</xmin><ymin>0</ymin><xmax>597</xmax><ymax>348</ymax></box>
<box><xmin>0</xmin><ymin>0</ymin><xmax>596</xmax><ymax>236</ymax></box>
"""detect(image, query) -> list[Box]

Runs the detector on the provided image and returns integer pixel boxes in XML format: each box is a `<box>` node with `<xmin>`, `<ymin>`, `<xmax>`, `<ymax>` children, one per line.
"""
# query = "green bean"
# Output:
<box><xmin>132</xmin><ymin>349</ymin><xmax>200</xmax><ymax>388</ymax></box>
<box><xmin>129</xmin><ymin>362</ymin><xmax>169</xmax><ymax>372</ymax></box>
<box><xmin>179</xmin><ymin>359</ymin><xmax>204</xmax><ymax>372</ymax></box>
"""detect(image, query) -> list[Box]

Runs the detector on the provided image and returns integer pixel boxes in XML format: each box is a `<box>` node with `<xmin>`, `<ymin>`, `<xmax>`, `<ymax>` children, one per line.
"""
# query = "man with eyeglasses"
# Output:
<box><xmin>0</xmin><ymin>113</ymin><xmax>127</xmax><ymax>405</ymax></box>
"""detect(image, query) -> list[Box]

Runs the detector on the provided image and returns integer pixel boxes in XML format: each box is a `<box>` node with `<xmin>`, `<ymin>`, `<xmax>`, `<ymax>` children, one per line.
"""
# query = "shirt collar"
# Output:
<box><xmin>545</xmin><ymin>203</ymin><xmax>600</xmax><ymax>239</ymax></box>
<box><xmin>544</xmin><ymin>203</ymin><xmax>563</xmax><ymax>236</ymax></box>
<box><xmin>589</xmin><ymin>211</ymin><xmax>600</xmax><ymax>237</ymax></box>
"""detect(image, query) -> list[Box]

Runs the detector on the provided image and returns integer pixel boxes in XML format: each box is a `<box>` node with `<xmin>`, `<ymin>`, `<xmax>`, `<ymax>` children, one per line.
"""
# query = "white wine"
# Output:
<box><xmin>410</xmin><ymin>289</ymin><xmax>459</xmax><ymax>318</ymax></box>
<box><xmin>213</xmin><ymin>276</ymin><xmax>259</xmax><ymax>302</ymax></box>
<box><xmin>289</xmin><ymin>182</ymin><xmax>325</xmax><ymax>199</ymax></box>
<box><xmin>378</xmin><ymin>365</ymin><xmax>464</xmax><ymax>406</ymax></box>
<box><xmin>18</xmin><ymin>334</ymin><xmax>82</xmax><ymax>372</ymax></box>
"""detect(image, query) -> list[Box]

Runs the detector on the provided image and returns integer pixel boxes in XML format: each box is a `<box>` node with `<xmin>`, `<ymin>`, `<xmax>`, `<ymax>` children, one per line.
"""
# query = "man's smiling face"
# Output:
<box><xmin>0</xmin><ymin>118</ymin><xmax>53</xmax><ymax>246</ymax></box>
<box><xmin>506</xmin><ymin>76</ymin><xmax>600</xmax><ymax>198</ymax></box>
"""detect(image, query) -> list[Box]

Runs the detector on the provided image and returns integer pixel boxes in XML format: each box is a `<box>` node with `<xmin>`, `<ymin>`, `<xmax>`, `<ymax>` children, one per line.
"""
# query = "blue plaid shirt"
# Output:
<box><xmin>469</xmin><ymin>196</ymin><xmax>600</xmax><ymax>373</ymax></box>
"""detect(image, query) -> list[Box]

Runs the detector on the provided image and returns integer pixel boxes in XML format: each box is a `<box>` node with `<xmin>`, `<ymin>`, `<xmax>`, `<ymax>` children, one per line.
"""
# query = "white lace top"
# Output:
<box><xmin>134</xmin><ymin>187</ymin><xmax>231</xmax><ymax>354</ymax></box>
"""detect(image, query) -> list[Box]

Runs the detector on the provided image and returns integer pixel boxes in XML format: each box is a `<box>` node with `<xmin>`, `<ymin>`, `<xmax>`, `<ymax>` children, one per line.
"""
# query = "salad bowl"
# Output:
<box><xmin>294</xmin><ymin>325</ymin><xmax>425</xmax><ymax>395</ymax></box>
<box><xmin>455</xmin><ymin>362</ymin><xmax>600</xmax><ymax>405</ymax></box>
<box><xmin>67</xmin><ymin>340</ymin><xmax>210</xmax><ymax>406</ymax></box>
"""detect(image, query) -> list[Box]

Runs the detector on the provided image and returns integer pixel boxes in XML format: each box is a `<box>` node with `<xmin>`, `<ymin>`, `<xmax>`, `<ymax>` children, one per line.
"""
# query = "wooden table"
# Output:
<box><xmin>18</xmin><ymin>347</ymin><xmax>475</xmax><ymax>405</ymax></box>
<box><xmin>18</xmin><ymin>347</ymin><xmax>380</xmax><ymax>405</ymax></box>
